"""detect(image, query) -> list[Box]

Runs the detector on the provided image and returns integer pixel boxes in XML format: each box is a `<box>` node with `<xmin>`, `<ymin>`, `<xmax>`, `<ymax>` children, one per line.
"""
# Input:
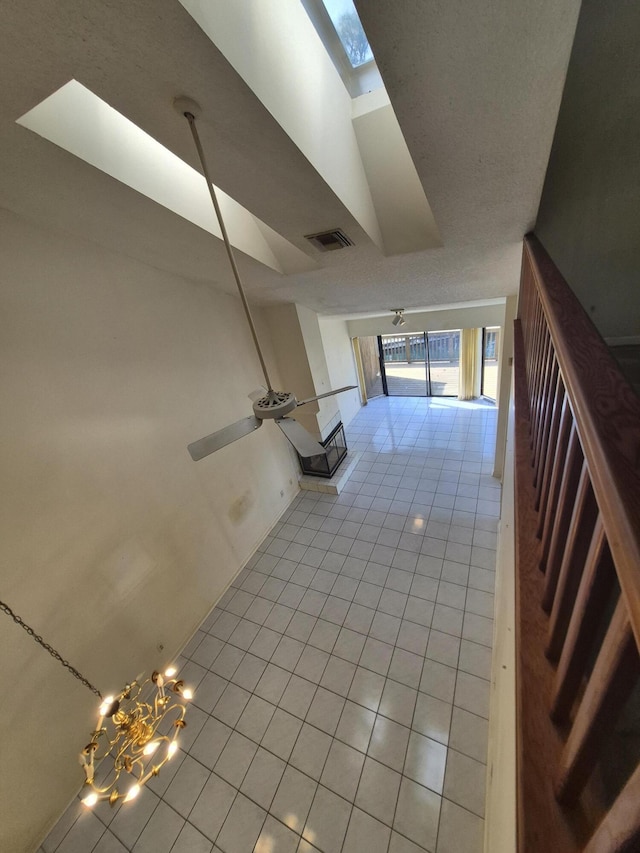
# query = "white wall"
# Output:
<box><xmin>263</xmin><ymin>303</ymin><xmax>321</xmax><ymax>441</ymax></box>
<box><xmin>296</xmin><ymin>305</ymin><xmax>341</xmax><ymax>438</ymax></box>
<box><xmin>493</xmin><ymin>295</ymin><xmax>517</xmax><ymax>479</ymax></box>
<box><xmin>0</xmin><ymin>210</ymin><xmax>299</xmax><ymax>853</ymax></box>
<box><xmin>264</xmin><ymin>304</ymin><xmax>356</xmax><ymax>442</ymax></box>
<box><xmin>318</xmin><ymin>316</ymin><xmax>361</xmax><ymax>427</ymax></box>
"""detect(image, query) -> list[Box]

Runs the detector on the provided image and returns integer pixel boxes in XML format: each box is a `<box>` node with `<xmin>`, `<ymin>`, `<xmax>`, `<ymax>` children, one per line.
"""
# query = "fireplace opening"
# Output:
<box><xmin>297</xmin><ymin>421</ymin><xmax>348</xmax><ymax>478</ymax></box>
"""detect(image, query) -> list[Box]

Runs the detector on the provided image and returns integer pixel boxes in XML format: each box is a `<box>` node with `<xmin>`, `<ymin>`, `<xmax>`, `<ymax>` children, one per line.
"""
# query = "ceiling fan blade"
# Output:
<box><xmin>296</xmin><ymin>385</ymin><xmax>358</xmax><ymax>406</ymax></box>
<box><xmin>188</xmin><ymin>416</ymin><xmax>262</xmax><ymax>461</ymax></box>
<box><xmin>275</xmin><ymin>418</ymin><xmax>326</xmax><ymax>457</ymax></box>
<box><xmin>248</xmin><ymin>387</ymin><xmax>267</xmax><ymax>402</ymax></box>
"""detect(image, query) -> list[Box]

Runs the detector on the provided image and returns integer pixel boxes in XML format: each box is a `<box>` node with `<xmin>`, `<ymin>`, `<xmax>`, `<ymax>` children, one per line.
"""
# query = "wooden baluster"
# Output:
<box><xmin>583</xmin><ymin>762</ymin><xmax>640</xmax><ymax>853</ymax></box>
<box><xmin>519</xmin><ymin>251</ymin><xmax>533</xmax><ymax>343</ymax></box>
<box><xmin>531</xmin><ymin>331</ymin><xmax>551</xmax><ymax>461</ymax></box>
<box><xmin>555</xmin><ymin>597</ymin><xmax>640</xmax><ymax>806</ymax></box>
<box><xmin>525</xmin><ymin>288</ymin><xmax>538</xmax><ymax>359</ymax></box>
<box><xmin>529</xmin><ymin>321</ymin><xmax>544</xmax><ymax>444</ymax></box>
<box><xmin>530</xmin><ymin>316</ymin><xmax>547</xmax><ymax>438</ymax></box>
<box><xmin>531</xmin><ymin>334</ymin><xmax>550</xmax><ymax>471</ymax></box>
<box><xmin>513</xmin><ymin>318</ymin><xmax>582</xmax><ymax>853</ymax></box>
<box><xmin>523</xmin><ymin>273</ymin><xmax>537</xmax><ymax>356</ymax></box>
<box><xmin>520</xmin><ymin>284</ymin><xmax>529</xmax><ymax>344</ymax></box>
<box><xmin>536</xmin><ymin>371</ymin><xmax>565</xmax><ymax>515</ymax></box>
<box><xmin>533</xmin><ymin>351</ymin><xmax>558</xmax><ymax>488</ymax></box>
<box><xmin>541</xmin><ymin>424</ymin><xmax>582</xmax><ymax>603</ymax></box>
<box><xmin>520</xmin><ymin>287</ymin><xmax>532</xmax><ymax>368</ymax></box>
<box><xmin>524</xmin><ymin>261</ymin><xmax>534</xmax><ymax>321</ymax></box>
<box><xmin>538</xmin><ymin>393</ymin><xmax>571</xmax><ymax>541</ymax></box>
<box><xmin>527</xmin><ymin>300</ymin><xmax>543</xmax><ymax>415</ymax></box>
<box><xmin>546</xmin><ymin>464</ymin><xmax>598</xmax><ymax>660</ymax></box>
<box><xmin>515</xmin><ymin>235</ymin><xmax>640</xmax><ymax>852</ymax></box>
<box><xmin>550</xmin><ymin>517</ymin><xmax>614</xmax><ymax>722</ymax></box>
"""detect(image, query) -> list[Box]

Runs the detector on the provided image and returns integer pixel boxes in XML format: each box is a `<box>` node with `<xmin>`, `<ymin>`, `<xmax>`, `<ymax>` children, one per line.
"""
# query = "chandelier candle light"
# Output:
<box><xmin>0</xmin><ymin>600</ymin><xmax>192</xmax><ymax>808</ymax></box>
<box><xmin>79</xmin><ymin>667</ymin><xmax>192</xmax><ymax>807</ymax></box>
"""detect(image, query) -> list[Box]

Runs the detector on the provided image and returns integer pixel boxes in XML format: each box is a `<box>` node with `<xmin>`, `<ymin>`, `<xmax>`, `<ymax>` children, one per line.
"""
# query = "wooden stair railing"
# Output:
<box><xmin>514</xmin><ymin>234</ymin><xmax>640</xmax><ymax>852</ymax></box>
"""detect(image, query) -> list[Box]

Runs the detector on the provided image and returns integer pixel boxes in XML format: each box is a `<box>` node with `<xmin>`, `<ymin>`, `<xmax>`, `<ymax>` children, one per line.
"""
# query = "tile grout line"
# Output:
<box><xmin>434</xmin><ymin>577</ymin><xmax>467</xmax><ymax>853</ymax></box>
<box><xmin>49</xmin><ymin>399</ymin><xmax>498</xmax><ymax>853</ymax></box>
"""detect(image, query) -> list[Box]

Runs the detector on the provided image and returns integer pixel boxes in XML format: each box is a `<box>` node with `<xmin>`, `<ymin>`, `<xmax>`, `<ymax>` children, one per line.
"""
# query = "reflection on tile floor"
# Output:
<box><xmin>43</xmin><ymin>396</ymin><xmax>499</xmax><ymax>853</ymax></box>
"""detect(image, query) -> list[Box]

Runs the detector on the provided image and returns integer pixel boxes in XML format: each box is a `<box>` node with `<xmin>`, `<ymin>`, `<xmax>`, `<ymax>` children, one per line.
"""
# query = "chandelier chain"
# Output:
<box><xmin>0</xmin><ymin>600</ymin><xmax>102</xmax><ymax>698</ymax></box>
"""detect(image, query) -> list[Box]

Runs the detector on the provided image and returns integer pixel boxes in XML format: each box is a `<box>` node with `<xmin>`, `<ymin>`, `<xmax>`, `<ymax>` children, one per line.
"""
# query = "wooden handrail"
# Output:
<box><xmin>513</xmin><ymin>319</ymin><xmax>585</xmax><ymax>852</ymax></box>
<box><xmin>523</xmin><ymin>235</ymin><xmax>640</xmax><ymax>649</ymax></box>
<box><xmin>515</xmin><ymin>236</ymin><xmax>640</xmax><ymax>852</ymax></box>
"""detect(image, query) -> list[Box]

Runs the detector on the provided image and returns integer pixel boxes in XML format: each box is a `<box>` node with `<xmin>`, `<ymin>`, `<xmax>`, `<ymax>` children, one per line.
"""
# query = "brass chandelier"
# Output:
<box><xmin>79</xmin><ymin>667</ymin><xmax>192</xmax><ymax>807</ymax></box>
<box><xmin>1</xmin><ymin>600</ymin><xmax>192</xmax><ymax>808</ymax></box>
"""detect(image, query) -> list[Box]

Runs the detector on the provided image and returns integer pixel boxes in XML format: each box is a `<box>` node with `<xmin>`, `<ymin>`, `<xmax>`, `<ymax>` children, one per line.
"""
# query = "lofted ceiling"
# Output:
<box><xmin>0</xmin><ymin>0</ymin><xmax>581</xmax><ymax>315</ymax></box>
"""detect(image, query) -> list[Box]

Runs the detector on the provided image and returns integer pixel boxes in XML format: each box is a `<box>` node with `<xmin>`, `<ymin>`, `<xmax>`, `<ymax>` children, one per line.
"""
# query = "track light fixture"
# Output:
<box><xmin>391</xmin><ymin>309</ymin><xmax>406</xmax><ymax>327</ymax></box>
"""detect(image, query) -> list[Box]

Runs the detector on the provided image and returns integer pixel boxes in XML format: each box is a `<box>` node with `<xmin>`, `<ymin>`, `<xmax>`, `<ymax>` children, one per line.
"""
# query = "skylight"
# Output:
<box><xmin>320</xmin><ymin>0</ymin><xmax>373</xmax><ymax>68</ymax></box>
<box><xmin>299</xmin><ymin>0</ymin><xmax>381</xmax><ymax>96</ymax></box>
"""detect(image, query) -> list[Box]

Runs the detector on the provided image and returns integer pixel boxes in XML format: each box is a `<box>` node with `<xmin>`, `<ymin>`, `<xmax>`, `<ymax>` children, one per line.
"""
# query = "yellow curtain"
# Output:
<box><xmin>459</xmin><ymin>328</ymin><xmax>479</xmax><ymax>400</ymax></box>
<box><xmin>352</xmin><ymin>337</ymin><xmax>368</xmax><ymax>405</ymax></box>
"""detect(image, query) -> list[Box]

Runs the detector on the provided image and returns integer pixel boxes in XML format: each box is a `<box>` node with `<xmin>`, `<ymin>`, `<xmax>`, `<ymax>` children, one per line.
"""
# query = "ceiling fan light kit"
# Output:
<box><xmin>176</xmin><ymin>97</ymin><xmax>356</xmax><ymax>462</ymax></box>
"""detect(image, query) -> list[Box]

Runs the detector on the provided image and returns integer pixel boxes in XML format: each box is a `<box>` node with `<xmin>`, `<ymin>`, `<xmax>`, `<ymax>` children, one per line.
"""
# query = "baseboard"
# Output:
<box><xmin>484</xmin><ymin>381</ymin><xmax>517</xmax><ymax>853</ymax></box>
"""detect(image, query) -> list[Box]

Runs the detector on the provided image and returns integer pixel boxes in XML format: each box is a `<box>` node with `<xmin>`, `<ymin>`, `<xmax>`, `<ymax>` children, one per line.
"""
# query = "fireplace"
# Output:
<box><xmin>297</xmin><ymin>421</ymin><xmax>348</xmax><ymax>478</ymax></box>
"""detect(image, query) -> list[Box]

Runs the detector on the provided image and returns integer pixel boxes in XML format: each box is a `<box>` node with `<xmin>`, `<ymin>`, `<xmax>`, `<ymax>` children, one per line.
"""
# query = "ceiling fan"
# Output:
<box><xmin>174</xmin><ymin>98</ymin><xmax>356</xmax><ymax>462</ymax></box>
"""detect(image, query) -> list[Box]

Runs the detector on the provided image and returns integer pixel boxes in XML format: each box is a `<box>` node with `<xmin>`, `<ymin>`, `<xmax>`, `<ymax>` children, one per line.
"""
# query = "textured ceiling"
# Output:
<box><xmin>0</xmin><ymin>0</ymin><xmax>581</xmax><ymax>314</ymax></box>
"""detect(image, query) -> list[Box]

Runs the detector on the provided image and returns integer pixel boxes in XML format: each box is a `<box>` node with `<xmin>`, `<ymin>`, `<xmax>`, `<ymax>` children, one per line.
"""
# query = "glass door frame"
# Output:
<box><xmin>424</xmin><ymin>332</ymin><xmax>433</xmax><ymax>396</ymax></box>
<box><xmin>377</xmin><ymin>330</ymin><xmax>460</xmax><ymax>398</ymax></box>
<box><xmin>377</xmin><ymin>332</ymin><xmax>428</xmax><ymax>397</ymax></box>
<box><xmin>376</xmin><ymin>335</ymin><xmax>389</xmax><ymax>396</ymax></box>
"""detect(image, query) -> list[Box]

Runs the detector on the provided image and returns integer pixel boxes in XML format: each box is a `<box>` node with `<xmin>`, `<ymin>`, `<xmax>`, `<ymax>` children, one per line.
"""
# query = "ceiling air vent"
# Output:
<box><xmin>305</xmin><ymin>228</ymin><xmax>354</xmax><ymax>252</ymax></box>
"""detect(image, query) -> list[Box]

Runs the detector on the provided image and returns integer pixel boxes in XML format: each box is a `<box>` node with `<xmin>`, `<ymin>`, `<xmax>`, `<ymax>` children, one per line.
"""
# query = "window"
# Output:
<box><xmin>482</xmin><ymin>326</ymin><xmax>500</xmax><ymax>401</ymax></box>
<box><xmin>301</xmin><ymin>0</ymin><xmax>383</xmax><ymax>96</ymax></box>
<box><xmin>320</xmin><ymin>0</ymin><xmax>373</xmax><ymax>67</ymax></box>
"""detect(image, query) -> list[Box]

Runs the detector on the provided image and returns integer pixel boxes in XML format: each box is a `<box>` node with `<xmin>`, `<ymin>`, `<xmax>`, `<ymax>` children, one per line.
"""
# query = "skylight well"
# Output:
<box><xmin>16</xmin><ymin>80</ymin><xmax>315</xmax><ymax>276</ymax></box>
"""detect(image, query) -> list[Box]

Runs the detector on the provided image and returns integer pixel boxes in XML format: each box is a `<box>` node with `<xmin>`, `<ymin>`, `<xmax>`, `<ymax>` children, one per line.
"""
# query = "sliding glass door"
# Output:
<box><xmin>427</xmin><ymin>330</ymin><xmax>460</xmax><ymax>396</ymax></box>
<box><xmin>378</xmin><ymin>330</ymin><xmax>460</xmax><ymax>397</ymax></box>
<box><xmin>380</xmin><ymin>333</ymin><xmax>428</xmax><ymax>395</ymax></box>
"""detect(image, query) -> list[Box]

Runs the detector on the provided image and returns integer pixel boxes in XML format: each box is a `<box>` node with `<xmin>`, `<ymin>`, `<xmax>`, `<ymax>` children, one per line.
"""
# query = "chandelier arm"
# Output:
<box><xmin>0</xmin><ymin>600</ymin><xmax>102</xmax><ymax>698</ymax></box>
<box><xmin>184</xmin><ymin>111</ymin><xmax>273</xmax><ymax>393</ymax></box>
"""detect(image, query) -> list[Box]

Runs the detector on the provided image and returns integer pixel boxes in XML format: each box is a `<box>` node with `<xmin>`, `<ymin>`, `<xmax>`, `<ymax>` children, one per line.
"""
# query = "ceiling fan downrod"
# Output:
<box><xmin>174</xmin><ymin>97</ymin><xmax>273</xmax><ymax>393</ymax></box>
<box><xmin>175</xmin><ymin>96</ymin><xmax>354</xmax><ymax>462</ymax></box>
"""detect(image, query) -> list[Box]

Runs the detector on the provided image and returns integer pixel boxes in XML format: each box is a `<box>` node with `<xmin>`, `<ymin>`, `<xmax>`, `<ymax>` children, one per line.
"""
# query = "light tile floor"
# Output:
<box><xmin>43</xmin><ymin>396</ymin><xmax>499</xmax><ymax>853</ymax></box>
